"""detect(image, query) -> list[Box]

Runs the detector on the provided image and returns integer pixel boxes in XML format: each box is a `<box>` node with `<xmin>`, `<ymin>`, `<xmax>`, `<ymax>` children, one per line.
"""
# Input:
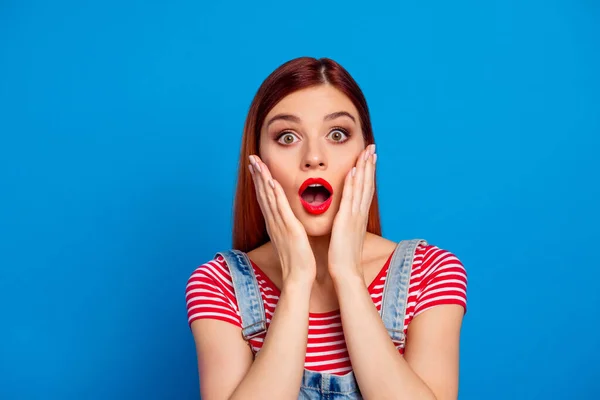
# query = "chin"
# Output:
<box><xmin>289</xmin><ymin>195</ymin><xmax>341</xmax><ymax>237</ymax></box>
<box><xmin>297</xmin><ymin>214</ymin><xmax>335</xmax><ymax>238</ymax></box>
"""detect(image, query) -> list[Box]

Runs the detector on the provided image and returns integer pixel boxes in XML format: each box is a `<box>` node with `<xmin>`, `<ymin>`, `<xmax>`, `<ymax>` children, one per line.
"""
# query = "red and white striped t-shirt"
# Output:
<box><xmin>185</xmin><ymin>243</ymin><xmax>467</xmax><ymax>376</ymax></box>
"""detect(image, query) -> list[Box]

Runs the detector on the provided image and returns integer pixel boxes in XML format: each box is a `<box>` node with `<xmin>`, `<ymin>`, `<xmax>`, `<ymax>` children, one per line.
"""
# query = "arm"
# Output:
<box><xmin>328</xmin><ymin>145</ymin><xmax>466</xmax><ymax>399</ymax></box>
<box><xmin>333</xmin><ymin>274</ymin><xmax>464</xmax><ymax>400</ymax></box>
<box><xmin>191</xmin><ymin>279</ymin><xmax>312</xmax><ymax>400</ymax></box>
<box><xmin>192</xmin><ymin>155</ymin><xmax>318</xmax><ymax>399</ymax></box>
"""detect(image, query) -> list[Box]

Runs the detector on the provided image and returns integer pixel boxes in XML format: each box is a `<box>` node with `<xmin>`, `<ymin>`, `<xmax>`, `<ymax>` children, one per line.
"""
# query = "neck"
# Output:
<box><xmin>308</xmin><ymin>234</ymin><xmax>333</xmax><ymax>284</ymax></box>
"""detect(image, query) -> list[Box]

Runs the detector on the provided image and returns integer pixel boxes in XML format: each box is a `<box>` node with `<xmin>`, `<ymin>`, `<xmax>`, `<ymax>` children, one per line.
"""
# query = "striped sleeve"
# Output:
<box><xmin>185</xmin><ymin>257</ymin><xmax>242</xmax><ymax>328</ymax></box>
<box><xmin>414</xmin><ymin>245</ymin><xmax>468</xmax><ymax>316</ymax></box>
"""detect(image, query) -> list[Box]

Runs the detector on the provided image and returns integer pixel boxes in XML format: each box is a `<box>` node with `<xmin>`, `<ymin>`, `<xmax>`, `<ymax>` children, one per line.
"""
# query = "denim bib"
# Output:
<box><xmin>217</xmin><ymin>239</ymin><xmax>427</xmax><ymax>399</ymax></box>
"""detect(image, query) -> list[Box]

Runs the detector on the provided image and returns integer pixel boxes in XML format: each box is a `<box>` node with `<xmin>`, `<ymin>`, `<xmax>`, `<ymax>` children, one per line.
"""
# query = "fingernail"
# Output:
<box><xmin>351</xmin><ymin>167</ymin><xmax>356</xmax><ymax>177</ymax></box>
<box><xmin>248</xmin><ymin>164</ymin><xmax>254</xmax><ymax>174</ymax></box>
<box><xmin>372</xmin><ymin>154</ymin><xmax>377</xmax><ymax>165</ymax></box>
<box><xmin>252</xmin><ymin>157</ymin><xmax>262</xmax><ymax>173</ymax></box>
<box><xmin>268</xmin><ymin>179</ymin><xmax>275</xmax><ymax>189</ymax></box>
<box><xmin>248</xmin><ymin>156</ymin><xmax>261</xmax><ymax>172</ymax></box>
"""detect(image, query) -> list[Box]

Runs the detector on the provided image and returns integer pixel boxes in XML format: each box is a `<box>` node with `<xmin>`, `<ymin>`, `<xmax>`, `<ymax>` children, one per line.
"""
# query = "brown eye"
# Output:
<box><xmin>327</xmin><ymin>129</ymin><xmax>348</xmax><ymax>143</ymax></box>
<box><xmin>277</xmin><ymin>132</ymin><xmax>299</xmax><ymax>145</ymax></box>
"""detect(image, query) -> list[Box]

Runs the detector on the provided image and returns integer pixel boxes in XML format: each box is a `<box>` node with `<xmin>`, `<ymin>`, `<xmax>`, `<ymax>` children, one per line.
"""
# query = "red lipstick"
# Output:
<box><xmin>298</xmin><ymin>177</ymin><xmax>334</xmax><ymax>215</ymax></box>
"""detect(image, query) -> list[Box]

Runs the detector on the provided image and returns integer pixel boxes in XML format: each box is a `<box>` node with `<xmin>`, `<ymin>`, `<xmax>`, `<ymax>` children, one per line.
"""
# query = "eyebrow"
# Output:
<box><xmin>265</xmin><ymin>114</ymin><xmax>301</xmax><ymax>128</ymax></box>
<box><xmin>323</xmin><ymin>111</ymin><xmax>356</xmax><ymax>123</ymax></box>
<box><xmin>266</xmin><ymin>111</ymin><xmax>356</xmax><ymax>128</ymax></box>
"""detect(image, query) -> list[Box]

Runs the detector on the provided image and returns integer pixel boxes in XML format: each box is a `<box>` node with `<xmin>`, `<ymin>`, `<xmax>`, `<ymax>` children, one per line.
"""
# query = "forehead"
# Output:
<box><xmin>265</xmin><ymin>85</ymin><xmax>359</xmax><ymax>123</ymax></box>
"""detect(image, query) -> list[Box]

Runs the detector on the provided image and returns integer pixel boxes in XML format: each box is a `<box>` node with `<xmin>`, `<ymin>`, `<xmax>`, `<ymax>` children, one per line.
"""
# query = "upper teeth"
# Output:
<box><xmin>309</xmin><ymin>184</ymin><xmax>323</xmax><ymax>187</ymax></box>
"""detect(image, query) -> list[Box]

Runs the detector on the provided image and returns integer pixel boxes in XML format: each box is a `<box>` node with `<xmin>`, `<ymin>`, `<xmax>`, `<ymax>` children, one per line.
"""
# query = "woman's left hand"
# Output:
<box><xmin>328</xmin><ymin>144</ymin><xmax>377</xmax><ymax>281</ymax></box>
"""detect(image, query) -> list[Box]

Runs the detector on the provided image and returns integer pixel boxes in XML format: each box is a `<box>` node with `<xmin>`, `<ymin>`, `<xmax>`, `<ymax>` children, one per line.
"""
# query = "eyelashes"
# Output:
<box><xmin>275</xmin><ymin>126</ymin><xmax>352</xmax><ymax>145</ymax></box>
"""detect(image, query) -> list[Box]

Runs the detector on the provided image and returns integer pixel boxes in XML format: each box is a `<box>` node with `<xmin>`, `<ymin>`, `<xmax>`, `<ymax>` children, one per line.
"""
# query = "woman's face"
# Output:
<box><xmin>259</xmin><ymin>84</ymin><xmax>366</xmax><ymax>237</ymax></box>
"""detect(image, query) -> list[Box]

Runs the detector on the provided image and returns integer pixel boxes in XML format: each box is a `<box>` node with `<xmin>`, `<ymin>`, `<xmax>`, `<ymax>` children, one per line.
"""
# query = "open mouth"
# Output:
<box><xmin>298</xmin><ymin>178</ymin><xmax>333</xmax><ymax>215</ymax></box>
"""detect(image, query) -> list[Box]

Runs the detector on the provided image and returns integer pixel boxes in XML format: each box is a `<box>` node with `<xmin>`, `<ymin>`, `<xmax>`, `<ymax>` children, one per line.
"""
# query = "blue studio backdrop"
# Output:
<box><xmin>1</xmin><ymin>1</ymin><xmax>598</xmax><ymax>399</ymax></box>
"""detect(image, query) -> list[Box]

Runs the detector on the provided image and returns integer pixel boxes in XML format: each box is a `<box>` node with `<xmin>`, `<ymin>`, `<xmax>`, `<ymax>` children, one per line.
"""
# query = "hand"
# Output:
<box><xmin>328</xmin><ymin>144</ymin><xmax>377</xmax><ymax>281</ymax></box>
<box><xmin>248</xmin><ymin>155</ymin><xmax>316</xmax><ymax>285</ymax></box>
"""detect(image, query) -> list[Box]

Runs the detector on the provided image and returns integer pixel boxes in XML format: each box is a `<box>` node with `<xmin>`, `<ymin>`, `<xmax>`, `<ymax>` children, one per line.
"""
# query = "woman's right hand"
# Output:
<box><xmin>248</xmin><ymin>155</ymin><xmax>316</xmax><ymax>285</ymax></box>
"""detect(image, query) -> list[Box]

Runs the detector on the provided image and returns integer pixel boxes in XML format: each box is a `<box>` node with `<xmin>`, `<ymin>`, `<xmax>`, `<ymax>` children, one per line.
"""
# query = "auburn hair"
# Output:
<box><xmin>232</xmin><ymin>57</ymin><xmax>382</xmax><ymax>252</ymax></box>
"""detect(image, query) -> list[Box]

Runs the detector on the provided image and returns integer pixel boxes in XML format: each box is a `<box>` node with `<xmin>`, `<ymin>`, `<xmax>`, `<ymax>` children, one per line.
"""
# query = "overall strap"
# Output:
<box><xmin>216</xmin><ymin>249</ymin><xmax>267</xmax><ymax>341</ymax></box>
<box><xmin>380</xmin><ymin>239</ymin><xmax>428</xmax><ymax>345</ymax></box>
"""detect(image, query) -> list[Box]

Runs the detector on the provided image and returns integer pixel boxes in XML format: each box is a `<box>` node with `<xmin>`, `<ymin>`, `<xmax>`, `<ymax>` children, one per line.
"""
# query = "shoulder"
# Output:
<box><xmin>186</xmin><ymin>254</ymin><xmax>234</xmax><ymax>292</ymax></box>
<box><xmin>413</xmin><ymin>243</ymin><xmax>466</xmax><ymax>278</ymax></box>
<box><xmin>411</xmin><ymin>242</ymin><xmax>468</xmax><ymax>315</ymax></box>
<box><xmin>185</xmin><ymin>255</ymin><xmax>241</xmax><ymax>327</ymax></box>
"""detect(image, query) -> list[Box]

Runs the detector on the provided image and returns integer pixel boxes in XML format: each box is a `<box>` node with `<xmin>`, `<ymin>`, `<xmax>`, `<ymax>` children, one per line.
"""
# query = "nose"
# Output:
<box><xmin>301</xmin><ymin>142</ymin><xmax>326</xmax><ymax>171</ymax></box>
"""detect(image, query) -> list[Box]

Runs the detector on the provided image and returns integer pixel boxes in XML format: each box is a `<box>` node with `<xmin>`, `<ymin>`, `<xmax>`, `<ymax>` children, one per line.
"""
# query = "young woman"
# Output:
<box><xmin>185</xmin><ymin>57</ymin><xmax>468</xmax><ymax>400</ymax></box>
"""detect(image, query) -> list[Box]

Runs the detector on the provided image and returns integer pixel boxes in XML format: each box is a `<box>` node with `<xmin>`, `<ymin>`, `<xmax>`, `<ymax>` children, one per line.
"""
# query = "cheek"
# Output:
<box><xmin>263</xmin><ymin>157</ymin><xmax>283</xmax><ymax>179</ymax></box>
<box><xmin>264</xmin><ymin>158</ymin><xmax>295</xmax><ymax>192</ymax></box>
<box><xmin>344</xmin><ymin>156</ymin><xmax>358</xmax><ymax>169</ymax></box>
<box><xmin>278</xmin><ymin>178</ymin><xmax>300</xmax><ymax>207</ymax></box>
<box><xmin>339</xmin><ymin>152</ymin><xmax>360</xmax><ymax>172</ymax></box>
<box><xmin>333</xmin><ymin>154</ymin><xmax>360</xmax><ymax>193</ymax></box>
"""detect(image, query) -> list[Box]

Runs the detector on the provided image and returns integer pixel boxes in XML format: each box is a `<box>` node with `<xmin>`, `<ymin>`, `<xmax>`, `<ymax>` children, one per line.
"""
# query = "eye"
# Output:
<box><xmin>277</xmin><ymin>132</ymin><xmax>300</xmax><ymax>145</ymax></box>
<box><xmin>327</xmin><ymin>128</ymin><xmax>350</xmax><ymax>143</ymax></box>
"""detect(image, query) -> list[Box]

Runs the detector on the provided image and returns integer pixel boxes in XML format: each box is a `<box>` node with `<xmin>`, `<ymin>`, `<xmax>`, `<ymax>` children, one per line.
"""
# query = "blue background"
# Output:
<box><xmin>1</xmin><ymin>0</ymin><xmax>598</xmax><ymax>399</ymax></box>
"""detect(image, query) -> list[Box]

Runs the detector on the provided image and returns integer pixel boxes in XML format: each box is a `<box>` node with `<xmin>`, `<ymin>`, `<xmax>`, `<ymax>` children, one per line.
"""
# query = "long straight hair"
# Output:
<box><xmin>232</xmin><ymin>57</ymin><xmax>382</xmax><ymax>252</ymax></box>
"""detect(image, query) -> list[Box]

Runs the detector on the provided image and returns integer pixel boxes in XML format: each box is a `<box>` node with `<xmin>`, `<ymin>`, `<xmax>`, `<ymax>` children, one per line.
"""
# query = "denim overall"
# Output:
<box><xmin>217</xmin><ymin>239</ymin><xmax>427</xmax><ymax>400</ymax></box>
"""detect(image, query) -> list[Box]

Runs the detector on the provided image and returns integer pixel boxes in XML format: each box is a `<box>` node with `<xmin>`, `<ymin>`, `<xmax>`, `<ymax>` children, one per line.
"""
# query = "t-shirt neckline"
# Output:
<box><xmin>248</xmin><ymin>251</ymin><xmax>395</xmax><ymax>318</ymax></box>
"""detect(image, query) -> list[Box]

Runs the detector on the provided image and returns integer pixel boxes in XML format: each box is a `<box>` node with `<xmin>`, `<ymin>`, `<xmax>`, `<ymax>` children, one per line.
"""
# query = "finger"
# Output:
<box><xmin>271</xmin><ymin>178</ymin><xmax>296</xmax><ymax>229</ymax></box>
<box><xmin>251</xmin><ymin>156</ymin><xmax>283</xmax><ymax>227</ymax></box>
<box><xmin>249</xmin><ymin>155</ymin><xmax>274</xmax><ymax>223</ymax></box>
<box><xmin>352</xmin><ymin>145</ymin><xmax>371</xmax><ymax>214</ymax></box>
<box><xmin>249</xmin><ymin>162</ymin><xmax>273</xmax><ymax>237</ymax></box>
<box><xmin>339</xmin><ymin>166</ymin><xmax>355</xmax><ymax>214</ymax></box>
<box><xmin>360</xmin><ymin>148</ymin><xmax>376</xmax><ymax>213</ymax></box>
